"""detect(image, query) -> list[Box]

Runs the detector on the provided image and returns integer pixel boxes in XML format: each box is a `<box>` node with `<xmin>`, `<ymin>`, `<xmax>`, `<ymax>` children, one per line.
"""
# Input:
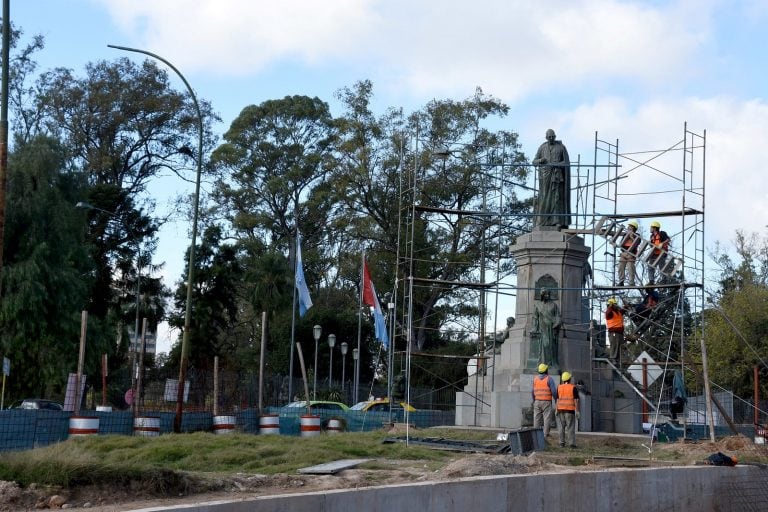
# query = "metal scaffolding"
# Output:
<box><xmin>393</xmin><ymin>124</ymin><xmax>710</xmax><ymax>433</ymax></box>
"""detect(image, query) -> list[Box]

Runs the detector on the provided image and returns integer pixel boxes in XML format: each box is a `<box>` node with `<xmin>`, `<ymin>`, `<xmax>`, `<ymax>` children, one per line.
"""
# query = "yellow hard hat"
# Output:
<box><xmin>607</xmin><ymin>297</ymin><xmax>618</xmax><ymax>305</ymax></box>
<box><xmin>650</xmin><ymin>221</ymin><xmax>661</xmax><ymax>229</ymax></box>
<box><xmin>538</xmin><ymin>363</ymin><xmax>548</xmax><ymax>373</ymax></box>
<box><xmin>628</xmin><ymin>220</ymin><xmax>639</xmax><ymax>229</ymax></box>
<box><xmin>561</xmin><ymin>371</ymin><xmax>571</xmax><ymax>382</ymax></box>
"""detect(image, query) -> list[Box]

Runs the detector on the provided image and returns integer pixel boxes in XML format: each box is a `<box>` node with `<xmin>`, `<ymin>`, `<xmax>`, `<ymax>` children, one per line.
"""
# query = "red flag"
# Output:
<box><xmin>363</xmin><ymin>260</ymin><xmax>376</xmax><ymax>308</ymax></box>
<box><xmin>362</xmin><ymin>258</ymin><xmax>389</xmax><ymax>347</ymax></box>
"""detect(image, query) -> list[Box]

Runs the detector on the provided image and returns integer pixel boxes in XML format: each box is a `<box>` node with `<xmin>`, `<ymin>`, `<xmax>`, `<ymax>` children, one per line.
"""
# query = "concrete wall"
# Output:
<box><xmin>133</xmin><ymin>465</ymin><xmax>767</xmax><ymax>512</ymax></box>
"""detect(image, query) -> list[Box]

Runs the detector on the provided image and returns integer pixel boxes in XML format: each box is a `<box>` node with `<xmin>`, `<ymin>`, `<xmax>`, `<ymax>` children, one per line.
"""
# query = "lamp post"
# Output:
<box><xmin>340</xmin><ymin>342</ymin><xmax>348</xmax><ymax>401</ymax></box>
<box><xmin>352</xmin><ymin>348</ymin><xmax>359</xmax><ymax>403</ymax></box>
<box><xmin>387</xmin><ymin>301</ymin><xmax>395</xmax><ymax>422</ymax></box>
<box><xmin>109</xmin><ymin>44</ymin><xmax>203</xmax><ymax>433</ymax></box>
<box><xmin>327</xmin><ymin>334</ymin><xmax>336</xmax><ymax>388</ymax></box>
<box><xmin>312</xmin><ymin>325</ymin><xmax>321</xmax><ymax>400</ymax></box>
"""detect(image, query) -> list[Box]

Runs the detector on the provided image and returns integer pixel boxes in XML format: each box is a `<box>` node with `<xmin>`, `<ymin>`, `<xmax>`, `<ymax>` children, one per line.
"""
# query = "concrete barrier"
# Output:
<box><xmin>129</xmin><ymin>465</ymin><xmax>767</xmax><ymax>511</ymax></box>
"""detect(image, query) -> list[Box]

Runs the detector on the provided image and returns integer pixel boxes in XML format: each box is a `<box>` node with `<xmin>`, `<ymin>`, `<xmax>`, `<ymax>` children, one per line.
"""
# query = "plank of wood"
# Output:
<box><xmin>297</xmin><ymin>459</ymin><xmax>371</xmax><ymax>474</ymax></box>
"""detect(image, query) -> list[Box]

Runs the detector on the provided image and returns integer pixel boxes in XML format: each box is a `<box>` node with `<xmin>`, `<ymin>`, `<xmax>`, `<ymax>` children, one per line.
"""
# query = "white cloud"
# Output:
<box><xmin>527</xmin><ymin>95</ymin><xmax>768</xmax><ymax>251</ymax></box>
<box><xmin>97</xmin><ymin>0</ymin><xmax>378</xmax><ymax>73</ymax></box>
<box><xmin>96</xmin><ymin>0</ymin><xmax>713</xmax><ymax>100</ymax></box>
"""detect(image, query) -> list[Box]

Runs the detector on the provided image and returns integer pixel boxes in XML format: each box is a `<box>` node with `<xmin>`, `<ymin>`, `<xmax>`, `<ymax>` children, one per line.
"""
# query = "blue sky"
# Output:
<box><xmin>12</xmin><ymin>0</ymin><xmax>768</xmax><ymax>352</ymax></box>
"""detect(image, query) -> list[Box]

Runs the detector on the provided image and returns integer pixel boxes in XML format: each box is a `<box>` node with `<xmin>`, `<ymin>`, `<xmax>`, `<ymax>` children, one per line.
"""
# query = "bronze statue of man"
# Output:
<box><xmin>531</xmin><ymin>288</ymin><xmax>561</xmax><ymax>367</ymax></box>
<box><xmin>532</xmin><ymin>129</ymin><xmax>571</xmax><ymax>229</ymax></box>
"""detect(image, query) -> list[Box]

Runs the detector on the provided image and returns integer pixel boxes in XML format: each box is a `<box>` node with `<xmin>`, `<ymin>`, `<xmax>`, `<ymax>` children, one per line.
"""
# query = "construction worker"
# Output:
<box><xmin>531</xmin><ymin>363</ymin><xmax>557</xmax><ymax>437</ymax></box>
<box><xmin>617</xmin><ymin>220</ymin><xmax>640</xmax><ymax>286</ymax></box>
<box><xmin>605</xmin><ymin>297</ymin><xmax>626</xmax><ymax>364</ymax></box>
<box><xmin>625</xmin><ymin>287</ymin><xmax>659</xmax><ymax>324</ymax></box>
<box><xmin>648</xmin><ymin>221</ymin><xmax>670</xmax><ymax>285</ymax></box>
<box><xmin>556</xmin><ymin>371</ymin><xmax>579</xmax><ymax>448</ymax></box>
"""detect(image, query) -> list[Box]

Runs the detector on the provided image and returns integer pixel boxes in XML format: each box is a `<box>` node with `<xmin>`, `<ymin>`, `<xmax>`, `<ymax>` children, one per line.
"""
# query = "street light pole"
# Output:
<box><xmin>312</xmin><ymin>325</ymin><xmax>321</xmax><ymax>400</ymax></box>
<box><xmin>327</xmin><ymin>334</ymin><xmax>336</xmax><ymax>388</ymax></box>
<box><xmin>108</xmin><ymin>45</ymin><xmax>203</xmax><ymax>433</ymax></box>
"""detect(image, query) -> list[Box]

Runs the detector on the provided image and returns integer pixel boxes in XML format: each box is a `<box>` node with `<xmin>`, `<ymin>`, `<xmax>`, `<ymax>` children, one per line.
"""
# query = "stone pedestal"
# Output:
<box><xmin>456</xmin><ymin>229</ymin><xmax>591</xmax><ymax>428</ymax></box>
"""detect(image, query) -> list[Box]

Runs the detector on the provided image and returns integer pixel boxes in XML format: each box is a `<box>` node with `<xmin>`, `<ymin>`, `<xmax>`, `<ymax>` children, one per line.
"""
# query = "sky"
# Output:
<box><xmin>11</xmin><ymin>0</ymin><xmax>768</xmax><ymax>353</ymax></box>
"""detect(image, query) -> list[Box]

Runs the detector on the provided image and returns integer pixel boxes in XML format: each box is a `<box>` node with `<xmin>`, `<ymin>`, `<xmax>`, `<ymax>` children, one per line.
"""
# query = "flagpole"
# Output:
<box><xmin>288</xmin><ymin>231</ymin><xmax>298</xmax><ymax>402</ymax></box>
<box><xmin>355</xmin><ymin>251</ymin><xmax>364</xmax><ymax>404</ymax></box>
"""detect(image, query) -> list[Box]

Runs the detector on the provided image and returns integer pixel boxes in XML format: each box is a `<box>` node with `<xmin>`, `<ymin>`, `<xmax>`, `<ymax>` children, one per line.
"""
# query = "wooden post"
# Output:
<box><xmin>213</xmin><ymin>356</ymin><xmax>219</xmax><ymax>416</ymax></box>
<box><xmin>134</xmin><ymin>318</ymin><xmax>148</xmax><ymax>416</ymax></box>
<box><xmin>296</xmin><ymin>342</ymin><xmax>312</xmax><ymax>415</ymax></box>
<box><xmin>641</xmin><ymin>358</ymin><xmax>648</xmax><ymax>423</ymax></box>
<box><xmin>755</xmin><ymin>365</ymin><xmax>760</xmax><ymax>427</ymax></box>
<box><xmin>698</xmin><ymin>337</ymin><xmax>717</xmax><ymax>442</ymax></box>
<box><xmin>258</xmin><ymin>311</ymin><xmax>266</xmax><ymax>411</ymax></box>
<box><xmin>101</xmin><ymin>353</ymin><xmax>108</xmax><ymax>407</ymax></box>
<box><xmin>75</xmin><ymin>311</ymin><xmax>88</xmax><ymax>415</ymax></box>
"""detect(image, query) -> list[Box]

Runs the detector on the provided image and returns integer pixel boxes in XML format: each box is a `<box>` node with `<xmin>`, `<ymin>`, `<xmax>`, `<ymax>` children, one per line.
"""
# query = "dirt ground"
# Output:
<box><xmin>1</xmin><ymin>433</ymin><xmax>764</xmax><ymax>511</ymax></box>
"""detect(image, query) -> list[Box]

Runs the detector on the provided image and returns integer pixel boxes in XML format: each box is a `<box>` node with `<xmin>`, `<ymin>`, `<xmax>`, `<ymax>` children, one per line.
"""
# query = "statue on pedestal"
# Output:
<box><xmin>532</xmin><ymin>129</ymin><xmax>571</xmax><ymax>229</ymax></box>
<box><xmin>531</xmin><ymin>288</ymin><xmax>561</xmax><ymax>367</ymax></box>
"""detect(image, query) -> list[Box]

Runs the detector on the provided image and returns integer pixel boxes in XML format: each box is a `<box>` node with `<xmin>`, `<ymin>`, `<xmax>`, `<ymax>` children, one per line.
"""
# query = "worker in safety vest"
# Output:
<box><xmin>531</xmin><ymin>363</ymin><xmax>558</xmax><ymax>436</ymax></box>
<box><xmin>605</xmin><ymin>297</ymin><xmax>626</xmax><ymax>364</ymax></box>
<box><xmin>648</xmin><ymin>221</ymin><xmax>670</xmax><ymax>285</ymax></box>
<box><xmin>624</xmin><ymin>288</ymin><xmax>659</xmax><ymax>324</ymax></box>
<box><xmin>556</xmin><ymin>371</ymin><xmax>579</xmax><ymax>448</ymax></box>
<box><xmin>617</xmin><ymin>220</ymin><xmax>640</xmax><ymax>287</ymax></box>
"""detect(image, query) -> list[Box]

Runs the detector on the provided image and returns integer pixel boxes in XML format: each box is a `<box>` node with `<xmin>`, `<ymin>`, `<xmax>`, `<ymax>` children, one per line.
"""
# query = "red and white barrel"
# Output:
<box><xmin>133</xmin><ymin>416</ymin><xmax>161</xmax><ymax>437</ymax></box>
<box><xmin>69</xmin><ymin>416</ymin><xmax>99</xmax><ymax>437</ymax></box>
<box><xmin>300</xmin><ymin>415</ymin><xmax>321</xmax><ymax>437</ymax></box>
<box><xmin>326</xmin><ymin>418</ymin><xmax>344</xmax><ymax>434</ymax></box>
<box><xmin>213</xmin><ymin>415</ymin><xmax>236</xmax><ymax>434</ymax></box>
<box><xmin>756</xmin><ymin>425</ymin><xmax>766</xmax><ymax>444</ymax></box>
<box><xmin>259</xmin><ymin>414</ymin><xmax>280</xmax><ymax>435</ymax></box>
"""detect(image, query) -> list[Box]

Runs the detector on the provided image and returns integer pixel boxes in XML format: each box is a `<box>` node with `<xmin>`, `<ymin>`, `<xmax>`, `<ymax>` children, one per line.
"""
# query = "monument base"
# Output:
<box><xmin>455</xmin><ymin>229</ymin><xmax>592</xmax><ymax>429</ymax></box>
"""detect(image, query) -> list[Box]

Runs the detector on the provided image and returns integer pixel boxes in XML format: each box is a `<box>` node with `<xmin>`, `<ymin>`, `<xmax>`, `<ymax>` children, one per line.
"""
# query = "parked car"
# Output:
<box><xmin>279</xmin><ymin>400</ymin><xmax>350</xmax><ymax>431</ymax></box>
<box><xmin>11</xmin><ymin>399</ymin><xmax>63</xmax><ymax>411</ymax></box>
<box><xmin>280</xmin><ymin>400</ymin><xmax>349</xmax><ymax>413</ymax></box>
<box><xmin>350</xmin><ymin>398</ymin><xmax>416</xmax><ymax>413</ymax></box>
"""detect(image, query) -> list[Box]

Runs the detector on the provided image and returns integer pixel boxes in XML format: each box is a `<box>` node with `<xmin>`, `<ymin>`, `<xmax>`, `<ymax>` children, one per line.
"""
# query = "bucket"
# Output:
<box><xmin>259</xmin><ymin>414</ymin><xmax>280</xmax><ymax>435</ymax></box>
<box><xmin>213</xmin><ymin>415</ymin><xmax>236</xmax><ymax>434</ymax></box>
<box><xmin>326</xmin><ymin>418</ymin><xmax>344</xmax><ymax>434</ymax></box>
<box><xmin>96</xmin><ymin>405</ymin><xmax>112</xmax><ymax>413</ymax></box>
<box><xmin>69</xmin><ymin>416</ymin><xmax>99</xmax><ymax>437</ymax></box>
<box><xmin>133</xmin><ymin>416</ymin><xmax>161</xmax><ymax>437</ymax></box>
<box><xmin>300</xmin><ymin>415</ymin><xmax>321</xmax><ymax>437</ymax></box>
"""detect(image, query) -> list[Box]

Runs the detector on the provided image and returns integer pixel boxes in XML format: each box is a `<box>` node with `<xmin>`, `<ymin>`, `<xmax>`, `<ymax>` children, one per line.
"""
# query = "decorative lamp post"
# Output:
<box><xmin>352</xmin><ymin>348</ymin><xmax>359</xmax><ymax>403</ymax></box>
<box><xmin>108</xmin><ymin>44</ymin><xmax>203</xmax><ymax>434</ymax></box>
<box><xmin>312</xmin><ymin>325</ymin><xmax>321</xmax><ymax>400</ymax></box>
<box><xmin>340</xmin><ymin>342</ymin><xmax>348</xmax><ymax>399</ymax></box>
<box><xmin>327</xmin><ymin>334</ymin><xmax>336</xmax><ymax>388</ymax></box>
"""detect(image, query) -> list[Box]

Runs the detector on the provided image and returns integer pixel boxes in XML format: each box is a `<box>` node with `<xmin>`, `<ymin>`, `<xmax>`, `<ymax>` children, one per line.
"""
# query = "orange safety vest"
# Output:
<box><xmin>606</xmin><ymin>306</ymin><xmax>624</xmax><ymax>332</ymax></box>
<box><xmin>533</xmin><ymin>376</ymin><xmax>553</xmax><ymax>401</ymax></box>
<box><xmin>650</xmin><ymin>231</ymin><xmax>670</xmax><ymax>255</ymax></box>
<box><xmin>557</xmin><ymin>383</ymin><xmax>576</xmax><ymax>411</ymax></box>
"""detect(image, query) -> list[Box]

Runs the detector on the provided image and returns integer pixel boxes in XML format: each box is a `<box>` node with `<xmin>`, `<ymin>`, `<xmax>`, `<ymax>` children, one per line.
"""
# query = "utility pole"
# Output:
<box><xmin>0</xmin><ymin>0</ymin><xmax>11</xmax><ymax>273</ymax></box>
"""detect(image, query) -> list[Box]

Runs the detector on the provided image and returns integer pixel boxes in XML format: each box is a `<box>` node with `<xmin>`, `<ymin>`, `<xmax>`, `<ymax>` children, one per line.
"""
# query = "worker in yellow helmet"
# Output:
<box><xmin>648</xmin><ymin>221</ymin><xmax>670</xmax><ymax>285</ymax></box>
<box><xmin>617</xmin><ymin>220</ymin><xmax>640</xmax><ymax>287</ymax></box>
<box><xmin>532</xmin><ymin>363</ymin><xmax>557</xmax><ymax>437</ymax></box>
<box><xmin>556</xmin><ymin>371</ymin><xmax>579</xmax><ymax>448</ymax></box>
<box><xmin>605</xmin><ymin>297</ymin><xmax>626</xmax><ymax>364</ymax></box>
